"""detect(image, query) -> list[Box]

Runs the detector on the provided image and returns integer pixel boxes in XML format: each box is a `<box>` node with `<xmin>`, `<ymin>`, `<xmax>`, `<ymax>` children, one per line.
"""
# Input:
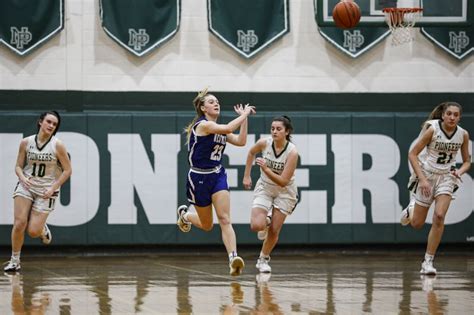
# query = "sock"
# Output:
<box><xmin>12</xmin><ymin>251</ymin><xmax>21</xmax><ymax>261</ymax></box>
<box><xmin>182</xmin><ymin>212</ymin><xmax>190</xmax><ymax>223</ymax></box>
<box><xmin>425</xmin><ymin>253</ymin><xmax>435</xmax><ymax>262</ymax></box>
<box><xmin>259</xmin><ymin>251</ymin><xmax>270</xmax><ymax>260</ymax></box>
<box><xmin>229</xmin><ymin>251</ymin><xmax>237</xmax><ymax>262</ymax></box>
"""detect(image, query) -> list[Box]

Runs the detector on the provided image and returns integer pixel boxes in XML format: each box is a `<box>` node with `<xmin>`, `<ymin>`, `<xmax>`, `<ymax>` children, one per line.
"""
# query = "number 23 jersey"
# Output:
<box><xmin>421</xmin><ymin>119</ymin><xmax>466</xmax><ymax>173</ymax></box>
<box><xmin>188</xmin><ymin>116</ymin><xmax>227</xmax><ymax>169</ymax></box>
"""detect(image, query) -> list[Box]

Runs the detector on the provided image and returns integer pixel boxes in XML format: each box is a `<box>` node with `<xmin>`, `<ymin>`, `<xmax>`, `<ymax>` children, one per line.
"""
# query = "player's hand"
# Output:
<box><xmin>450</xmin><ymin>168</ymin><xmax>463</xmax><ymax>183</ymax></box>
<box><xmin>418</xmin><ymin>178</ymin><xmax>431</xmax><ymax>198</ymax></box>
<box><xmin>243</xmin><ymin>104</ymin><xmax>256</xmax><ymax>115</ymax></box>
<box><xmin>234</xmin><ymin>104</ymin><xmax>244</xmax><ymax>115</ymax></box>
<box><xmin>255</xmin><ymin>157</ymin><xmax>267</xmax><ymax>170</ymax></box>
<box><xmin>42</xmin><ymin>187</ymin><xmax>55</xmax><ymax>199</ymax></box>
<box><xmin>19</xmin><ymin>176</ymin><xmax>32</xmax><ymax>190</ymax></box>
<box><xmin>243</xmin><ymin>176</ymin><xmax>252</xmax><ymax>190</ymax></box>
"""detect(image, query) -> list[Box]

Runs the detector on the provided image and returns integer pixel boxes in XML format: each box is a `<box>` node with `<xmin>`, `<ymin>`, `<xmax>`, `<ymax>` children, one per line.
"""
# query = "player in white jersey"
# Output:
<box><xmin>4</xmin><ymin>111</ymin><xmax>72</xmax><ymax>272</ymax></box>
<box><xmin>243</xmin><ymin>116</ymin><xmax>299</xmax><ymax>273</ymax></box>
<box><xmin>400</xmin><ymin>102</ymin><xmax>470</xmax><ymax>275</ymax></box>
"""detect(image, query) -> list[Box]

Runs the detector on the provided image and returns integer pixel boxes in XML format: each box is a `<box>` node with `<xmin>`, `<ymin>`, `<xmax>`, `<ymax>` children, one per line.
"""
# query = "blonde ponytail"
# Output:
<box><xmin>185</xmin><ymin>87</ymin><xmax>210</xmax><ymax>144</ymax></box>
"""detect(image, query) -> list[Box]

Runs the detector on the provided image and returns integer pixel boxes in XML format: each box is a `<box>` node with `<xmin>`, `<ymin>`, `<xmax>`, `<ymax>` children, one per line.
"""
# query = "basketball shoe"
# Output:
<box><xmin>4</xmin><ymin>258</ymin><xmax>21</xmax><ymax>272</ymax></box>
<box><xmin>256</xmin><ymin>256</ymin><xmax>271</xmax><ymax>273</ymax></box>
<box><xmin>229</xmin><ymin>256</ymin><xmax>245</xmax><ymax>276</ymax></box>
<box><xmin>420</xmin><ymin>258</ymin><xmax>437</xmax><ymax>275</ymax></box>
<box><xmin>177</xmin><ymin>205</ymin><xmax>191</xmax><ymax>232</ymax></box>
<box><xmin>257</xmin><ymin>214</ymin><xmax>272</xmax><ymax>241</ymax></box>
<box><xmin>41</xmin><ymin>224</ymin><xmax>52</xmax><ymax>245</ymax></box>
<box><xmin>400</xmin><ymin>199</ymin><xmax>415</xmax><ymax>226</ymax></box>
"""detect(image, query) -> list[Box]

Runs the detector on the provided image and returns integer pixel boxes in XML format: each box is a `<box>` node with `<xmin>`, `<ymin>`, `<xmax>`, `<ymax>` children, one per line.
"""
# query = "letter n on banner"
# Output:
<box><xmin>100</xmin><ymin>0</ymin><xmax>181</xmax><ymax>57</ymax></box>
<box><xmin>0</xmin><ymin>0</ymin><xmax>64</xmax><ymax>56</ymax></box>
<box><xmin>208</xmin><ymin>0</ymin><xmax>289</xmax><ymax>59</ymax></box>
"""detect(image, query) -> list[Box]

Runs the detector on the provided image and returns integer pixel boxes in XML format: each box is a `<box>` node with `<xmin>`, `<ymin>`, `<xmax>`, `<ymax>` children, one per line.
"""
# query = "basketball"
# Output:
<box><xmin>332</xmin><ymin>0</ymin><xmax>361</xmax><ymax>29</ymax></box>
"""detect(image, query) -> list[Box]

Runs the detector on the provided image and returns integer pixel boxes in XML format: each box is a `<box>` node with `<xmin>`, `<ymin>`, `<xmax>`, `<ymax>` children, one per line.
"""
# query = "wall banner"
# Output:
<box><xmin>99</xmin><ymin>0</ymin><xmax>181</xmax><ymax>57</ymax></box>
<box><xmin>207</xmin><ymin>0</ymin><xmax>289</xmax><ymax>59</ymax></box>
<box><xmin>317</xmin><ymin>26</ymin><xmax>390</xmax><ymax>58</ymax></box>
<box><xmin>421</xmin><ymin>27</ymin><xmax>473</xmax><ymax>60</ymax></box>
<box><xmin>0</xmin><ymin>0</ymin><xmax>64</xmax><ymax>56</ymax></box>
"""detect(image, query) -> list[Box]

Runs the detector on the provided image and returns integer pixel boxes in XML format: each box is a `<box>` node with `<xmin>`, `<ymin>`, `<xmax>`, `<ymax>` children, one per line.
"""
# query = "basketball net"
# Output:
<box><xmin>383</xmin><ymin>8</ymin><xmax>423</xmax><ymax>46</ymax></box>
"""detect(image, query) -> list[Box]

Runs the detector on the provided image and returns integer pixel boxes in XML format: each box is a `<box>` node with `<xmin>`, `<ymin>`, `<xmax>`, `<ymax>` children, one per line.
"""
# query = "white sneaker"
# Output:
<box><xmin>41</xmin><ymin>224</ymin><xmax>52</xmax><ymax>245</ymax></box>
<box><xmin>257</xmin><ymin>228</ymin><xmax>268</xmax><ymax>241</ymax></box>
<box><xmin>229</xmin><ymin>256</ymin><xmax>245</xmax><ymax>276</ymax></box>
<box><xmin>177</xmin><ymin>205</ymin><xmax>191</xmax><ymax>232</ymax></box>
<box><xmin>3</xmin><ymin>258</ymin><xmax>21</xmax><ymax>272</ymax></box>
<box><xmin>256</xmin><ymin>257</ymin><xmax>272</xmax><ymax>273</ymax></box>
<box><xmin>257</xmin><ymin>215</ymin><xmax>272</xmax><ymax>241</ymax></box>
<box><xmin>420</xmin><ymin>259</ymin><xmax>437</xmax><ymax>275</ymax></box>
<box><xmin>400</xmin><ymin>200</ymin><xmax>414</xmax><ymax>226</ymax></box>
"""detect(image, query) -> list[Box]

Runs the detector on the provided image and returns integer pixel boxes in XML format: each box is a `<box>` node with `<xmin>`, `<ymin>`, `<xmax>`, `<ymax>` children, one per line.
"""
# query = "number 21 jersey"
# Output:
<box><xmin>422</xmin><ymin>119</ymin><xmax>466</xmax><ymax>173</ymax></box>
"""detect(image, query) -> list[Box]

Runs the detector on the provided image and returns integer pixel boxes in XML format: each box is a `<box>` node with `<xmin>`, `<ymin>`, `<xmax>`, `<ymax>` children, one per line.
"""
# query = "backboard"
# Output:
<box><xmin>315</xmin><ymin>0</ymin><xmax>471</xmax><ymax>27</ymax></box>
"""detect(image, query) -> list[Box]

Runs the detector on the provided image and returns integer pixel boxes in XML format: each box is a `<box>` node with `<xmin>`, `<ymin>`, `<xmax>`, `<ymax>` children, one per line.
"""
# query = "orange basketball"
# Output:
<box><xmin>332</xmin><ymin>0</ymin><xmax>361</xmax><ymax>29</ymax></box>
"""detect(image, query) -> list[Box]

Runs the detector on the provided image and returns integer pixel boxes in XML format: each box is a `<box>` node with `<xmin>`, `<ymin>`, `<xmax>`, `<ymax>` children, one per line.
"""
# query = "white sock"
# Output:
<box><xmin>12</xmin><ymin>251</ymin><xmax>21</xmax><ymax>261</ymax></box>
<box><xmin>425</xmin><ymin>253</ymin><xmax>435</xmax><ymax>262</ymax></box>
<box><xmin>229</xmin><ymin>251</ymin><xmax>237</xmax><ymax>262</ymax></box>
<box><xmin>259</xmin><ymin>252</ymin><xmax>270</xmax><ymax>260</ymax></box>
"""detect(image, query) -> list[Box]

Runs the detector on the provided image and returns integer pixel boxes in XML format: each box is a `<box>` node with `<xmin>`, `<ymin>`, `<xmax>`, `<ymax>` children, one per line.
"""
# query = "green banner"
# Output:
<box><xmin>208</xmin><ymin>0</ymin><xmax>289</xmax><ymax>58</ymax></box>
<box><xmin>318</xmin><ymin>26</ymin><xmax>390</xmax><ymax>58</ymax></box>
<box><xmin>421</xmin><ymin>27</ymin><xmax>473</xmax><ymax>60</ymax></box>
<box><xmin>0</xmin><ymin>0</ymin><xmax>64</xmax><ymax>56</ymax></box>
<box><xmin>99</xmin><ymin>0</ymin><xmax>181</xmax><ymax>57</ymax></box>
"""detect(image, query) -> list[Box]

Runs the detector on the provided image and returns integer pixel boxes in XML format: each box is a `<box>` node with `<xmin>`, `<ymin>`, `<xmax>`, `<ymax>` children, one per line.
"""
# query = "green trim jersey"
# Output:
<box><xmin>260</xmin><ymin>137</ymin><xmax>296</xmax><ymax>185</ymax></box>
<box><xmin>421</xmin><ymin>119</ymin><xmax>466</xmax><ymax>174</ymax></box>
<box><xmin>22</xmin><ymin>135</ymin><xmax>62</xmax><ymax>195</ymax></box>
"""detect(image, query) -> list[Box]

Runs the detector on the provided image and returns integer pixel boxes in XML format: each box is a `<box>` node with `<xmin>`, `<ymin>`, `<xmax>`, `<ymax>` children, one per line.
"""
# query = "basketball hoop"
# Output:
<box><xmin>383</xmin><ymin>7</ymin><xmax>423</xmax><ymax>46</ymax></box>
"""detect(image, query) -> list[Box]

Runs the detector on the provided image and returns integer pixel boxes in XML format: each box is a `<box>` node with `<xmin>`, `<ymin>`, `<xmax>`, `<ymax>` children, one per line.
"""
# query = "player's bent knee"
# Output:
<box><xmin>201</xmin><ymin>223</ymin><xmax>214</xmax><ymax>231</ymax></box>
<box><xmin>250</xmin><ymin>221</ymin><xmax>265</xmax><ymax>232</ymax></box>
<box><xmin>411</xmin><ymin>220</ymin><xmax>424</xmax><ymax>230</ymax></box>
<box><xmin>27</xmin><ymin>227</ymin><xmax>42</xmax><ymax>238</ymax></box>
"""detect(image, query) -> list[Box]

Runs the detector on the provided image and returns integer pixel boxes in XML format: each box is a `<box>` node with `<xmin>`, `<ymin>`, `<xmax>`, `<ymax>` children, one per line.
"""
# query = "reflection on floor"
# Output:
<box><xmin>1</xmin><ymin>253</ymin><xmax>473</xmax><ymax>314</ymax></box>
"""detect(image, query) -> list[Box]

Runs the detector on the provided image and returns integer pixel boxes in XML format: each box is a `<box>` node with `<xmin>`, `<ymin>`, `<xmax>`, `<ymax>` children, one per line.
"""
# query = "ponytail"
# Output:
<box><xmin>184</xmin><ymin>87</ymin><xmax>209</xmax><ymax>144</ymax></box>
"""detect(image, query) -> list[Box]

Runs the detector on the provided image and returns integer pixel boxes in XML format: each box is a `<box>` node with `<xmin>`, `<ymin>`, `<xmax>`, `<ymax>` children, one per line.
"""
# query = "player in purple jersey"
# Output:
<box><xmin>4</xmin><ymin>111</ymin><xmax>72</xmax><ymax>272</ymax></box>
<box><xmin>177</xmin><ymin>88</ymin><xmax>255</xmax><ymax>276</ymax></box>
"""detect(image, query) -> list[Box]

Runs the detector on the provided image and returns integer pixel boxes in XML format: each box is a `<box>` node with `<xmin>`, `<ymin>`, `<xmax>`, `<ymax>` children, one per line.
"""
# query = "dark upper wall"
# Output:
<box><xmin>0</xmin><ymin>90</ymin><xmax>473</xmax><ymax>112</ymax></box>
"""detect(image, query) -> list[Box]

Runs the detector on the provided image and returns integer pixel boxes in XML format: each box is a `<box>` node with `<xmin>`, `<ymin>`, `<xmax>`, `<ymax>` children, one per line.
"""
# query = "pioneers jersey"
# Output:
<box><xmin>188</xmin><ymin>116</ymin><xmax>227</xmax><ymax>170</ymax></box>
<box><xmin>260</xmin><ymin>137</ymin><xmax>296</xmax><ymax>185</ymax></box>
<box><xmin>22</xmin><ymin>135</ymin><xmax>62</xmax><ymax>195</ymax></box>
<box><xmin>421</xmin><ymin>119</ymin><xmax>466</xmax><ymax>173</ymax></box>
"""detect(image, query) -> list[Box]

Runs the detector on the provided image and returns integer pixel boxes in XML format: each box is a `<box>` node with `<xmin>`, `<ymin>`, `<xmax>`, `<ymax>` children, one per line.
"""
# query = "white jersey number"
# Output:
<box><xmin>210</xmin><ymin>144</ymin><xmax>224</xmax><ymax>161</ymax></box>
